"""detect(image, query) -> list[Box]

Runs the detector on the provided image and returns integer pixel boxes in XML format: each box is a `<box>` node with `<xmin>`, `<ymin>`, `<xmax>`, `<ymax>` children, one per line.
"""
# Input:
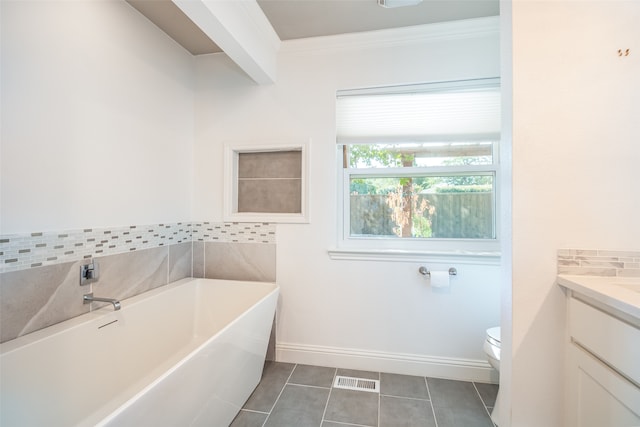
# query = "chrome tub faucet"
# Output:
<box><xmin>83</xmin><ymin>293</ymin><xmax>121</xmax><ymax>311</ymax></box>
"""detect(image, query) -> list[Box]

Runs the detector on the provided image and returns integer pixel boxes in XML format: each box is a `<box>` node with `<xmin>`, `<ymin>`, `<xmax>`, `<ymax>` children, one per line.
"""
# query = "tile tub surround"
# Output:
<box><xmin>0</xmin><ymin>243</ymin><xmax>191</xmax><ymax>343</ymax></box>
<box><xmin>191</xmin><ymin>221</ymin><xmax>276</xmax><ymax>244</ymax></box>
<box><xmin>194</xmin><ymin>241</ymin><xmax>277</xmax><ymax>282</ymax></box>
<box><xmin>0</xmin><ymin>223</ymin><xmax>191</xmax><ymax>274</ymax></box>
<box><xmin>0</xmin><ymin>261</ymin><xmax>87</xmax><ymax>343</ymax></box>
<box><xmin>0</xmin><ymin>221</ymin><xmax>275</xmax><ymax>274</ymax></box>
<box><xmin>0</xmin><ymin>221</ymin><xmax>276</xmax><ymax>343</ymax></box>
<box><xmin>558</xmin><ymin>249</ymin><xmax>640</xmax><ymax>277</ymax></box>
<box><xmin>231</xmin><ymin>362</ymin><xmax>497</xmax><ymax>427</ymax></box>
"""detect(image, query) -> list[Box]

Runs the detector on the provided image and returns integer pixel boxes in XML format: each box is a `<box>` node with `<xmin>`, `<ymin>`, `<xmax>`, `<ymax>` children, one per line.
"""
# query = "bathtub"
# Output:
<box><xmin>0</xmin><ymin>278</ymin><xmax>278</xmax><ymax>427</ymax></box>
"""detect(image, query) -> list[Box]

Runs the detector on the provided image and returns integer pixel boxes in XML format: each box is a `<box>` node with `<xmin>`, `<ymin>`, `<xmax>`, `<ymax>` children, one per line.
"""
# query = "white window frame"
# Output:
<box><xmin>331</xmin><ymin>79</ymin><xmax>501</xmax><ymax>262</ymax></box>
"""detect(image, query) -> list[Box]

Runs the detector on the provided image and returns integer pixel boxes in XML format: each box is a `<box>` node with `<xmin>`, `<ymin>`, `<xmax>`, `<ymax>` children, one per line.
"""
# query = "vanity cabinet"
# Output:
<box><xmin>565</xmin><ymin>295</ymin><xmax>640</xmax><ymax>426</ymax></box>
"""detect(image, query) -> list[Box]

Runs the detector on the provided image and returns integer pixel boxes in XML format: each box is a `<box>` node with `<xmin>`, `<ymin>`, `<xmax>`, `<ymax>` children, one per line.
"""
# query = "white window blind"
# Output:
<box><xmin>336</xmin><ymin>78</ymin><xmax>500</xmax><ymax>145</ymax></box>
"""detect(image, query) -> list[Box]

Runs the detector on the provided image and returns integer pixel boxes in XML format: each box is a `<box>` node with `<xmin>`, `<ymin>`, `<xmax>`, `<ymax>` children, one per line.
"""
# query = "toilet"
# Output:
<box><xmin>483</xmin><ymin>327</ymin><xmax>502</xmax><ymax>425</ymax></box>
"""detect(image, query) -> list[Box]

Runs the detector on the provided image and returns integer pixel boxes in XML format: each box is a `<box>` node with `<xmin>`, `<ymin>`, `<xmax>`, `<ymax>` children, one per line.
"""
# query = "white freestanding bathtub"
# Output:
<box><xmin>0</xmin><ymin>278</ymin><xmax>278</xmax><ymax>427</ymax></box>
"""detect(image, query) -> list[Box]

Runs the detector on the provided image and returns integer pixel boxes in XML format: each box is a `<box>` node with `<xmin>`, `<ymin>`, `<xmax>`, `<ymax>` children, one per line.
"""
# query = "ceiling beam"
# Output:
<box><xmin>172</xmin><ymin>0</ymin><xmax>280</xmax><ymax>84</ymax></box>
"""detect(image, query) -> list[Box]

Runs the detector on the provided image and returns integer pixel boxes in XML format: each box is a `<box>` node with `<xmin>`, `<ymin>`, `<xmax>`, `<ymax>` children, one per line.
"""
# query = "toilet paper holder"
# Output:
<box><xmin>418</xmin><ymin>266</ymin><xmax>457</xmax><ymax>276</ymax></box>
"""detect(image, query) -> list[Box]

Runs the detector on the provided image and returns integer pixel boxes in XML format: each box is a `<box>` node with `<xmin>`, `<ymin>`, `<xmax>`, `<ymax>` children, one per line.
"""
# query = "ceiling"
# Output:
<box><xmin>126</xmin><ymin>0</ymin><xmax>499</xmax><ymax>55</ymax></box>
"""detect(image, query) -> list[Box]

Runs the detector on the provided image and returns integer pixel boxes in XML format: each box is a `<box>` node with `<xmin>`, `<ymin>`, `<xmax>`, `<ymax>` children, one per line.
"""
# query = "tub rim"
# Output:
<box><xmin>0</xmin><ymin>277</ymin><xmax>278</xmax><ymax>355</ymax></box>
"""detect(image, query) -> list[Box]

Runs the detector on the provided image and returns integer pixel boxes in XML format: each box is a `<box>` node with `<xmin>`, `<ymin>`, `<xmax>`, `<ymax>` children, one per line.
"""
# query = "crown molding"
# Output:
<box><xmin>280</xmin><ymin>16</ymin><xmax>499</xmax><ymax>54</ymax></box>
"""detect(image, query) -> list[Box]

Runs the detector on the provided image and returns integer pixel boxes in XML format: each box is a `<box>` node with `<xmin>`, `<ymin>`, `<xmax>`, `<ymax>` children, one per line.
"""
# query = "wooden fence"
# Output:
<box><xmin>350</xmin><ymin>192</ymin><xmax>493</xmax><ymax>238</ymax></box>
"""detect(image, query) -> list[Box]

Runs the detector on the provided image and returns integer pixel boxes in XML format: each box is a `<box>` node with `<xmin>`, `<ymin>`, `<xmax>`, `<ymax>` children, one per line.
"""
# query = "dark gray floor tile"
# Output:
<box><xmin>380</xmin><ymin>373</ymin><xmax>429</xmax><ymax>399</ymax></box>
<box><xmin>229</xmin><ymin>410</ymin><xmax>268</xmax><ymax>427</ymax></box>
<box><xmin>428</xmin><ymin>378</ymin><xmax>493</xmax><ymax>427</ymax></box>
<box><xmin>289</xmin><ymin>364</ymin><xmax>336</xmax><ymax>388</ymax></box>
<box><xmin>243</xmin><ymin>361</ymin><xmax>295</xmax><ymax>412</ymax></box>
<box><xmin>428</xmin><ymin>377</ymin><xmax>485</xmax><ymax>409</ymax></box>
<box><xmin>336</xmin><ymin>368</ymin><xmax>379</xmax><ymax>381</ymax></box>
<box><xmin>322</xmin><ymin>422</ymin><xmax>365</xmax><ymax>427</ymax></box>
<box><xmin>324</xmin><ymin>388</ymin><xmax>378</xmax><ymax>426</ymax></box>
<box><xmin>264</xmin><ymin>384</ymin><xmax>330</xmax><ymax>427</ymax></box>
<box><xmin>380</xmin><ymin>395</ymin><xmax>436</xmax><ymax>427</ymax></box>
<box><xmin>433</xmin><ymin>405</ymin><xmax>494</xmax><ymax>427</ymax></box>
<box><xmin>474</xmin><ymin>382</ymin><xmax>499</xmax><ymax>408</ymax></box>
<box><xmin>241</xmin><ymin>363</ymin><xmax>497</xmax><ymax>427</ymax></box>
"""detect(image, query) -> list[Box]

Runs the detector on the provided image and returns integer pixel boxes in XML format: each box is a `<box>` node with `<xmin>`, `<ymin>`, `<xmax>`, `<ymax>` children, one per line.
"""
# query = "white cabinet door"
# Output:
<box><xmin>567</xmin><ymin>343</ymin><xmax>640</xmax><ymax>427</ymax></box>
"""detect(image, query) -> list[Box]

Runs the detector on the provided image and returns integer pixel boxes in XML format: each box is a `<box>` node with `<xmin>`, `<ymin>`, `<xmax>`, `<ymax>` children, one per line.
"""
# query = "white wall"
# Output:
<box><xmin>510</xmin><ymin>1</ymin><xmax>640</xmax><ymax>426</ymax></box>
<box><xmin>1</xmin><ymin>0</ymin><xmax>195</xmax><ymax>234</ymax></box>
<box><xmin>194</xmin><ymin>19</ymin><xmax>503</xmax><ymax>380</ymax></box>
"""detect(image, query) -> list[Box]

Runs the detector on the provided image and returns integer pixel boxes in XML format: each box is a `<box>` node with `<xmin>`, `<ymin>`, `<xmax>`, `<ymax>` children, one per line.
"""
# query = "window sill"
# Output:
<box><xmin>327</xmin><ymin>248</ymin><xmax>501</xmax><ymax>265</ymax></box>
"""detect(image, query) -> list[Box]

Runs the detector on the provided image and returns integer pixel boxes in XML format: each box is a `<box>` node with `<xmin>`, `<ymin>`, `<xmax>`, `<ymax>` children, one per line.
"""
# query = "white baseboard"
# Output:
<box><xmin>276</xmin><ymin>342</ymin><xmax>498</xmax><ymax>384</ymax></box>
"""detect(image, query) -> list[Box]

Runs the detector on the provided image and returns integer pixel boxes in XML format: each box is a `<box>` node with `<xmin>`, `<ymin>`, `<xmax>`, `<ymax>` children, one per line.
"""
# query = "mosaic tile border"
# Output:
<box><xmin>558</xmin><ymin>248</ymin><xmax>640</xmax><ymax>277</ymax></box>
<box><xmin>0</xmin><ymin>221</ymin><xmax>275</xmax><ymax>273</ymax></box>
<box><xmin>191</xmin><ymin>222</ymin><xmax>276</xmax><ymax>244</ymax></box>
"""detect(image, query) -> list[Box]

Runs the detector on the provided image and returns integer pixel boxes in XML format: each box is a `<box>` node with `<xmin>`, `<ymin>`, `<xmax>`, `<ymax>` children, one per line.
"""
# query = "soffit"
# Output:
<box><xmin>126</xmin><ymin>0</ymin><xmax>222</xmax><ymax>55</ymax></box>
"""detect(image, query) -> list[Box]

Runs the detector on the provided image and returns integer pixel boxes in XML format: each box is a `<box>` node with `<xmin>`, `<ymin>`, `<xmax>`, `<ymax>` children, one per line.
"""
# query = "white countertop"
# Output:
<box><xmin>557</xmin><ymin>275</ymin><xmax>640</xmax><ymax>319</ymax></box>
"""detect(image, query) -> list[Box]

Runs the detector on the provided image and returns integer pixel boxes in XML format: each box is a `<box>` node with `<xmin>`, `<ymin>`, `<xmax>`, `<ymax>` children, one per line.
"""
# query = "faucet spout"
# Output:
<box><xmin>83</xmin><ymin>293</ymin><xmax>121</xmax><ymax>310</ymax></box>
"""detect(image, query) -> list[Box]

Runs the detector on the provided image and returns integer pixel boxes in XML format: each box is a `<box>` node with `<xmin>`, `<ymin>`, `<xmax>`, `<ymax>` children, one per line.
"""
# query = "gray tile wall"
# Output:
<box><xmin>238</xmin><ymin>151</ymin><xmax>302</xmax><ymax>179</ymax></box>
<box><xmin>558</xmin><ymin>248</ymin><xmax>640</xmax><ymax>277</ymax></box>
<box><xmin>0</xmin><ymin>260</ymin><xmax>88</xmax><ymax>342</ymax></box>
<box><xmin>237</xmin><ymin>150</ymin><xmax>302</xmax><ymax>214</ymax></box>
<box><xmin>238</xmin><ymin>179</ymin><xmax>302</xmax><ymax>213</ymax></box>
<box><xmin>0</xmin><ymin>243</ymin><xmax>191</xmax><ymax>343</ymax></box>
<box><xmin>0</xmin><ymin>222</ymin><xmax>277</xmax><ymax>344</ymax></box>
<box><xmin>195</xmin><ymin>242</ymin><xmax>276</xmax><ymax>282</ymax></box>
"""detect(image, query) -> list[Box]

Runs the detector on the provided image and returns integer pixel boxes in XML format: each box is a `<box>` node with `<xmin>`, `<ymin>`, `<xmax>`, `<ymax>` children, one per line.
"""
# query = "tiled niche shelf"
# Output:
<box><xmin>224</xmin><ymin>142</ymin><xmax>310</xmax><ymax>224</ymax></box>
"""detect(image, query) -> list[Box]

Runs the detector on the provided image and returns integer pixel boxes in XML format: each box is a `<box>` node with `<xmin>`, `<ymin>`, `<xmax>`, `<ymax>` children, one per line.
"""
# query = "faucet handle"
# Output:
<box><xmin>80</xmin><ymin>260</ymin><xmax>99</xmax><ymax>286</ymax></box>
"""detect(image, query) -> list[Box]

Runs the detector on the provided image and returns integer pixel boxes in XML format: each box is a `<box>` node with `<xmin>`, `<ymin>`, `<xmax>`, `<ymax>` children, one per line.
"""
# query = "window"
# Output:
<box><xmin>335</xmin><ymin>79</ymin><xmax>500</xmax><ymax>256</ymax></box>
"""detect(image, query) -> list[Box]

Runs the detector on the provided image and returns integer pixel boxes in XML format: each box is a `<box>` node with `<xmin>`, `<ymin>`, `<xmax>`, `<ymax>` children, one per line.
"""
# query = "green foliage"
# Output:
<box><xmin>350</xmin><ymin>179</ymin><xmax>378</xmax><ymax>195</ymax></box>
<box><xmin>442</xmin><ymin>156</ymin><xmax>491</xmax><ymax>166</ymax></box>
<box><xmin>412</xmin><ymin>215</ymin><xmax>433</xmax><ymax>238</ymax></box>
<box><xmin>350</xmin><ymin>177</ymin><xmax>406</xmax><ymax>195</ymax></box>
<box><xmin>348</xmin><ymin>145</ymin><xmax>414</xmax><ymax>168</ymax></box>
<box><xmin>434</xmin><ymin>185</ymin><xmax>492</xmax><ymax>193</ymax></box>
<box><xmin>438</xmin><ymin>156</ymin><xmax>492</xmax><ymax>187</ymax></box>
<box><xmin>439</xmin><ymin>175</ymin><xmax>492</xmax><ymax>187</ymax></box>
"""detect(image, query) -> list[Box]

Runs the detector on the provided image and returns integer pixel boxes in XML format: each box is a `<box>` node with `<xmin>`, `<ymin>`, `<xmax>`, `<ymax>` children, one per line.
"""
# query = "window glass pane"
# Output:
<box><xmin>349</xmin><ymin>175</ymin><xmax>494</xmax><ymax>239</ymax></box>
<box><xmin>347</xmin><ymin>142</ymin><xmax>493</xmax><ymax>168</ymax></box>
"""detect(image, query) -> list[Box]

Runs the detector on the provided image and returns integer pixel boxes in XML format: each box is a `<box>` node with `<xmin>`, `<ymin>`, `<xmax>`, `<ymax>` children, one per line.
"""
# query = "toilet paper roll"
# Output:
<box><xmin>430</xmin><ymin>271</ymin><xmax>450</xmax><ymax>288</ymax></box>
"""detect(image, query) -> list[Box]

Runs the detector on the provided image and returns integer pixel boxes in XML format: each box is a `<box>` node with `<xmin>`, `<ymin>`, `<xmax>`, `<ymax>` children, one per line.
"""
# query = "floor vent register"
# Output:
<box><xmin>333</xmin><ymin>376</ymin><xmax>380</xmax><ymax>393</ymax></box>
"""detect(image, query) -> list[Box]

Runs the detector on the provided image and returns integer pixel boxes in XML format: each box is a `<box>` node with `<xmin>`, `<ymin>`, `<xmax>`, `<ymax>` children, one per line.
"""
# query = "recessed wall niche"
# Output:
<box><xmin>224</xmin><ymin>142</ymin><xmax>310</xmax><ymax>223</ymax></box>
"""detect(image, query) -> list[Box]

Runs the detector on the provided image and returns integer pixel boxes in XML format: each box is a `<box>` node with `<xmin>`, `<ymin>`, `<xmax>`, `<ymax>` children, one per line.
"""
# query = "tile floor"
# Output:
<box><xmin>230</xmin><ymin>362</ymin><xmax>498</xmax><ymax>427</ymax></box>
